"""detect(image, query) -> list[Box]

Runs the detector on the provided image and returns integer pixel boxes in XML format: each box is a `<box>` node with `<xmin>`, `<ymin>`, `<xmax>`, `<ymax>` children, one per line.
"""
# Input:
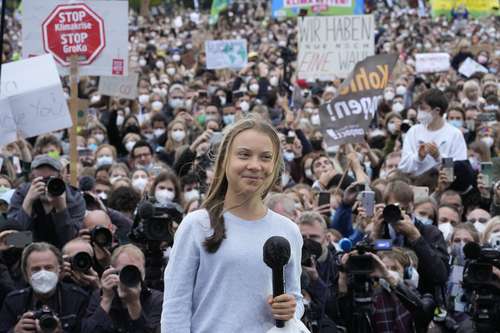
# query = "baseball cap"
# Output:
<box><xmin>31</xmin><ymin>155</ymin><xmax>63</xmax><ymax>172</ymax></box>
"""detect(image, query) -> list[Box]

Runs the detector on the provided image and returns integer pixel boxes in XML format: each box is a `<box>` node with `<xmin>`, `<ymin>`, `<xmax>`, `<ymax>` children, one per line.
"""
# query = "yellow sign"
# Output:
<box><xmin>431</xmin><ymin>0</ymin><xmax>499</xmax><ymax>17</ymax></box>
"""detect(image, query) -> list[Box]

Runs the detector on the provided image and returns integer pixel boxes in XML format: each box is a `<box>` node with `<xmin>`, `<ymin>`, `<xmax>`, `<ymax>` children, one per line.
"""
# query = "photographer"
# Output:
<box><xmin>298</xmin><ymin>212</ymin><xmax>339</xmax><ymax>330</ymax></box>
<box><xmin>0</xmin><ymin>242</ymin><xmax>89</xmax><ymax>333</ymax></box>
<box><xmin>82</xmin><ymin>244</ymin><xmax>163</xmax><ymax>333</ymax></box>
<box><xmin>2</xmin><ymin>156</ymin><xmax>85</xmax><ymax>248</ymax></box>
<box><xmin>61</xmin><ymin>238</ymin><xmax>100</xmax><ymax>293</ymax></box>
<box><xmin>371</xmin><ymin>180</ymin><xmax>449</xmax><ymax>295</ymax></box>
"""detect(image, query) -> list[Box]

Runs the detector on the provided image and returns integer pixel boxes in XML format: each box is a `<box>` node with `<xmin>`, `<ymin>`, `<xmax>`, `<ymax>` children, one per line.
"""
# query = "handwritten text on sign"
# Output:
<box><xmin>205</xmin><ymin>39</ymin><xmax>248</xmax><ymax>70</ymax></box>
<box><xmin>98</xmin><ymin>73</ymin><xmax>139</xmax><ymax>100</ymax></box>
<box><xmin>415</xmin><ymin>53</ymin><xmax>450</xmax><ymax>73</ymax></box>
<box><xmin>298</xmin><ymin>15</ymin><xmax>374</xmax><ymax>80</ymax></box>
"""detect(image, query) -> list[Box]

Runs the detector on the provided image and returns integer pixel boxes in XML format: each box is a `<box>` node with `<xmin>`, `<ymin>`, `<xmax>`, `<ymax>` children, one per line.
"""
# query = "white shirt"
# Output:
<box><xmin>398</xmin><ymin>122</ymin><xmax>467</xmax><ymax>176</ymax></box>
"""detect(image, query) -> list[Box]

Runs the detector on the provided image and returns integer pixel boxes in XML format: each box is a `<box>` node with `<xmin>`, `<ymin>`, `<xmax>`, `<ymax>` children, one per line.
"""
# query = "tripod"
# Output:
<box><xmin>349</xmin><ymin>274</ymin><xmax>374</xmax><ymax>333</ymax></box>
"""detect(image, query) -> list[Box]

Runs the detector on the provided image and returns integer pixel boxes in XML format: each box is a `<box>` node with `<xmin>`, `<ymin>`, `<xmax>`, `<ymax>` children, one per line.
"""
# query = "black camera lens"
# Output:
<box><xmin>401</xmin><ymin>122</ymin><xmax>411</xmax><ymax>133</ymax></box>
<box><xmin>301</xmin><ymin>239</ymin><xmax>323</xmax><ymax>267</ymax></box>
<box><xmin>71</xmin><ymin>252</ymin><xmax>93</xmax><ymax>272</ymax></box>
<box><xmin>91</xmin><ymin>226</ymin><xmax>113</xmax><ymax>248</ymax></box>
<box><xmin>143</xmin><ymin>217</ymin><xmax>172</xmax><ymax>243</ymax></box>
<box><xmin>39</xmin><ymin>314</ymin><xmax>58</xmax><ymax>332</ymax></box>
<box><xmin>346</xmin><ymin>254</ymin><xmax>374</xmax><ymax>275</ymax></box>
<box><xmin>119</xmin><ymin>265</ymin><xmax>142</xmax><ymax>287</ymax></box>
<box><xmin>46</xmin><ymin>177</ymin><xmax>66</xmax><ymax>197</ymax></box>
<box><xmin>383</xmin><ymin>204</ymin><xmax>402</xmax><ymax>224</ymax></box>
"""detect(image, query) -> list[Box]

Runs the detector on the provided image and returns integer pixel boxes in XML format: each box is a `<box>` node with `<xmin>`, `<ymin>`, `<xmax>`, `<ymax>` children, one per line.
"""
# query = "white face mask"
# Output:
<box><xmin>387</xmin><ymin>122</ymin><xmax>398</xmax><ymax>135</ymax></box>
<box><xmin>184</xmin><ymin>189</ymin><xmax>200</xmax><ymax>202</ymax></box>
<box><xmin>166</xmin><ymin>67</ymin><xmax>176</xmax><ymax>76</ymax></box>
<box><xmin>310</xmin><ymin>114</ymin><xmax>321</xmax><ymax>126</ymax></box>
<box><xmin>392</xmin><ymin>102</ymin><xmax>404</xmax><ymax>113</ymax></box>
<box><xmin>94</xmin><ymin>134</ymin><xmax>105</xmax><ymax>143</ymax></box>
<box><xmin>156</xmin><ymin>189</ymin><xmax>175</xmax><ymax>204</ymax></box>
<box><xmin>239</xmin><ymin>101</ymin><xmax>250</xmax><ymax>112</ymax></box>
<box><xmin>474</xmin><ymin>221</ymin><xmax>486</xmax><ymax>233</ymax></box>
<box><xmin>488</xmin><ymin>231</ymin><xmax>500</xmax><ymax>249</ymax></box>
<box><xmin>219</xmin><ymin>96</ymin><xmax>227</xmax><ymax>106</ymax></box>
<box><xmin>90</xmin><ymin>95</ymin><xmax>101</xmax><ymax>104</ymax></box>
<box><xmin>96</xmin><ymin>155</ymin><xmax>113</xmax><ymax>167</ymax></box>
<box><xmin>154</xmin><ymin>128</ymin><xmax>165</xmax><ymax>138</ymax></box>
<box><xmin>116</xmin><ymin>115</ymin><xmax>125</xmax><ymax>127</ymax></box>
<box><xmin>138</xmin><ymin>94</ymin><xmax>150</xmax><ymax>105</ymax></box>
<box><xmin>438</xmin><ymin>222</ymin><xmax>453</xmax><ymax>241</ymax></box>
<box><xmin>151</xmin><ymin>101</ymin><xmax>164</xmax><ymax>111</ymax></box>
<box><xmin>155</xmin><ymin>61</ymin><xmax>165</xmax><ymax>69</ymax></box>
<box><xmin>249</xmin><ymin>83</ymin><xmax>259</xmax><ymax>93</ymax></box>
<box><xmin>384</xmin><ymin>91</ymin><xmax>395</xmax><ymax>101</ymax></box>
<box><xmin>169</xmin><ymin>98</ymin><xmax>184</xmax><ymax>109</ymax></box>
<box><xmin>31</xmin><ymin>270</ymin><xmax>58</xmax><ymax>294</ymax></box>
<box><xmin>223</xmin><ymin>114</ymin><xmax>235</xmax><ymax>125</ymax></box>
<box><xmin>481</xmin><ymin>136</ymin><xmax>494</xmax><ymax>148</ymax></box>
<box><xmin>405</xmin><ymin>267</ymin><xmax>420</xmax><ymax>289</ymax></box>
<box><xmin>269</xmin><ymin>76</ymin><xmax>279</xmax><ymax>87</ymax></box>
<box><xmin>132</xmin><ymin>178</ymin><xmax>148</xmax><ymax>192</ymax></box>
<box><xmin>172</xmin><ymin>54</ymin><xmax>181</xmax><ymax>62</ymax></box>
<box><xmin>125</xmin><ymin>141</ymin><xmax>136</xmax><ymax>152</ymax></box>
<box><xmin>171</xmin><ymin>130</ymin><xmax>186</xmax><ymax>142</ymax></box>
<box><xmin>283</xmin><ymin>151</ymin><xmax>295</xmax><ymax>162</ymax></box>
<box><xmin>396</xmin><ymin>85</ymin><xmax>407</xmax><ymax>96</ymax></box>
<box><xmin>417</xmin><ymin>109</ymin><xmax>433</xmax><ymax>126</ymax></box>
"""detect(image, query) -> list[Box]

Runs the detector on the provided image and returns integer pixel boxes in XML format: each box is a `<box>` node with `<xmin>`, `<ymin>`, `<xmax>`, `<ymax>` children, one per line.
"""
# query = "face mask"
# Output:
<box><xmin>90</xmin><ymin>95</ymin><xmax>101</xmax><ymax>104</ymax></box>
<box><xmin>156</xmin><ymin>189</ymin><xmax>175</xmax><ymax>204</ymax></box>
<box><xmin>171</xmin><ymin>130</ymin><xmax>186</xmax><ymax>142</ymax></box>
<box><xmin>143</xmin><ymin>132</ymin><xmax>154</xmax><ymax>141</ymax></box>
<box><xmin>310</xmin><ymin>139</ymin><xmax>323</xmax><ymax>151</ymax></box>
<box><xmin>154</xmin><ymin>128</ymin><xmax>166</xmax><ymax>138</ymax></box>
<box><xmin>405</xmin><ymin>267</ymin><xmax>420</xmax><ymax>289</ymax></box>
<box><xmin>481</xmin><ymin>136</ymin><xmax>494</xmax><ymax>148</ymax></box>
<box><xmin>310</xmin><ymin>114</ymin><xmax>321</xmax><ymax>125</ymax></box>
<box><xmin>172</xmin><ymin>54</ymin><xmax>181</xmax><ymax>62</ymax></box>
<box><xmin>392</xmin><ymin>102</ymin><xmax>404</xmax><ymax>113</ymax></box>
<box><xmin>94</xmin><ymin>134</ymin><xmax>105</xmax><ymax>143</ymax></box>
<box><xmin>448</xmin><ymin>120</ymin><xmax>463</xmax><ymax>129</ymax></box>
<box><xmin>239</xmin><ymin>101</ymin><xmax>250</xmax><ymax>112</ymax></box>
<box><xmin>155</xmin><ymin>61</ymin><xmax>165</xmax><ymax>69</ymax></box>
<box><xmin>249</xmin><ymin>83</ymin><xmax>259</xmax><ymax>93</ymax></box>
<box><xmin>132</xmin><ymin>178</ymin><xmax>148</xmax><ymax>192</ymax></box>
<box><xmin>138</xmin><ymin>94</ymin><xmax>150</xmax><ymax>105</ymax></box>
<box><xmin>223</xmin><ymin>114</ymin><xmax>235</xmax><ymax>125</ymax></box>
<box><xmin>438</xmin><ymin>222</ymin><xmax>453</xmax><ymax>240</ymax></box>
<box><xmin>417</xmin><ymin>110</ymin><xmax>433</xmax><ymax>126</ymax></box>
<box><xmin>219</xmin><ymin>96</ymin><xmax>227</xmax><ymax>106</ymax></box>
<box><xmin>166</xmin><ymin>67</ymin><xmax>176</xmax><ymax>76</ymax></box>
<box><xmin>478</xmin><ymin>55</ymin><xmax>488</xmax><ymax>64</ymax></box>
<box><xmin>139</xmin><ymin>58</ymin><xmax>147</xmax><ymax>67</ymax></box>
<box><xmin>414</xmin><ymin>214</ymin><xmax>433</xmax><ymax>226</ymax></box>
<box><xmin>283</xmin><ymin>151</ymin><xmax>295</xmax><ymax>162</ymax></box>
<box><xmin>31</xmin><ymin>270</ymin><xmax>58</xmax><ymax>294</ymax></box>
<box><xmin>169</xmin><ymin>98</ymin><xmax>184</xmax><ymax>109</ymax></box>
<box><xmin>387</xmin><ymin>122</ymin><xmax>398</xmax><ymax>135</ymax></box>
<box><xmin>384</xmin><ymin>91</ymin><xmax>395</xmax><ymax>101</ymax></box>
<box><xmin>96</xmin><ymin>156</ymin><xmax>113</xmax><ymax>167</ymax></box>
<box><xmin>304</xmin><ymin>107</ymin><xmax>314</xmax><ymax>114</ymax></box>
<box><xmin>151</xmin><ymin>101</ymin><xmax>164</xmax><ymax>111</ymax></box>
<box><xmin>88</xmin><ymin>143</ymin><xmax>98</xmax><ymax>151</ymax></box>
<box><xmin>474</xmin><ymin>221</ymin><xmax>486</xmax><ymax>233</ymax></box>
<box><xmin>116</xmin><ymin>115</ymin><xmax>125</xmax><ymax>127</ymax></box>
<box><xmin>396</xmin><ymin>86</ymin><xmax>407</xmax><ymax>96</ymax></box>
<box><xmin>125</xmin><ymin>141</ymin><xmax>136</xmax><ymax>152</ymax></box>
<box><xmin>184</xmin><ymin>189</ymin><xmax>200</xmax><ymax>202</ymax></box>
<box><xmin>269</xmin><ymin>76</ymin><xmax>279</xmax><ymax>87</ymax></box>
<box><xmin>97</xmin><ymin>192</ymin><xmax>107</xmax><ymax>201</ymax></box>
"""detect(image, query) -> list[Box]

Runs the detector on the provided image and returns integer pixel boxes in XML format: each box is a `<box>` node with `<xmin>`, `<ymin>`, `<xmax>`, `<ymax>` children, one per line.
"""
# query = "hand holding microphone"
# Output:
<box><xmin>263</xmin><ymin>236</ymin><xmax>296</xmax><ymax>328</ymax></box>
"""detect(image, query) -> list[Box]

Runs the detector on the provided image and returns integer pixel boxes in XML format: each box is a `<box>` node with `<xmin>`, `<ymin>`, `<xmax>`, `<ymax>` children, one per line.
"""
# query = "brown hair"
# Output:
<box><xmin>202</xmin><ymin>115</ymin><xmax>282</xmax><ymax>253</ymax></box>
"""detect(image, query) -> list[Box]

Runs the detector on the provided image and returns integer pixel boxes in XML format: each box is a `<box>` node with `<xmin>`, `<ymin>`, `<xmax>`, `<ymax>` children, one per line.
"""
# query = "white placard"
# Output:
<box><xmin>22</xmin><ymin>0</ymin><xmax>128</xmax><ymax>77</ymax></box>
<box><xmin>98</xmin><ymin>73</ymin><xmax>139</xmax><ymax>100</ymax></box>
<box><xmin>415</xmin><ymin>53</ymin><xmax>450</xmax><ymax>73</ymax></box>
<box><xmin>298</xmin><ymin>15</ymin><xmax>375</xmax><ymax>80</ymax></box>
<box><xmin>205</xmin><ymin>39</ymin><xmax>248</xmax><ymax>70</ymax></box>
<box><xmin>458</xmin><ymin>57</ymin><xmax>489</xmax><ymax>78</ymax></box>
<box><xmin>0</xmin><ymin>54</ymin><xmax>72</xmax><ymax>145</ymax></box>
<box><xmin>284</xmin><ymin>0</ymin><xmax>352</xmax><ymax>8</ymax></box>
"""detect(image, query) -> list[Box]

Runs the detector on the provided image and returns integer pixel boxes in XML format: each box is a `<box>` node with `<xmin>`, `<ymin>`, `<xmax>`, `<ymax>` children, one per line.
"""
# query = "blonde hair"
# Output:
<box><xmin>111</xmin><ymin>244</ymin><xmax>145</xmax><ymax>268</ymax></box>
<box><xmin>165</xmin><ymin>119</ymin><xmax>188</xmax><ymax>153</ymax></box>
<box><xmin>202</xmin><ymin>115</ymin><xmax>282</xmax><ymax>253</ymax></box>
<box><xmin>481</xmin><ymin>216</ymin><xmax>500</xmax><ymax>245</ymax></box>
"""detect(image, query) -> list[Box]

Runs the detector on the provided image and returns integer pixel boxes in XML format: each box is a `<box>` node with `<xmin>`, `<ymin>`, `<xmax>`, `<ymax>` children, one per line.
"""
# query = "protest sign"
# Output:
<box><xmin>98</xmin><ymin>73</ymin><xmax>139</xmax><ymax>100</ymax></box>
<box><xmin>415</xmin><ymin>53</ymin><xmax>450</xmax><ymax>73</ymax></box>
<box><xmin>319</xmin><ymin>54</ymin><xmax>398</xmax><ymax>146</ymax></box>
<box><xmin>272</xmin><ymin>0</ymin><xmax>365</xmax><ymax>17</ymax></box>
<box><xmin>0</xmin><ymin>54</ymin><xmax>72</xmax><ymax>145</ymax></box>
<box><xmin>430</xmin><ymin>0</ymin><xmax>498</xmax><ymax>18</ymax></box>
<box><xmin>298</xmin><ymin>15</ymin><xmax>375</xmax><ymax>80</ymax></box>
<box><xmin>458</xmin><ymin>57</ymin><xmax>489</xmax><ymax>78</ymax></box>
<box><xmin>205</xmin><ymin>39</ymin><xmax>248</xmax><ymax>70</ymax></box>
<box><xmin>23</xmin><ymin>0</ymin><xmax>128</xmax><ymax>76</ymax></box>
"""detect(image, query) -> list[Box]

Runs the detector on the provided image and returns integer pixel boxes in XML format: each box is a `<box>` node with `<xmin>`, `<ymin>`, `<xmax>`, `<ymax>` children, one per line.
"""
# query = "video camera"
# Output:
<box><xmin>129</xmin><ymin>200</ymin><xmax>183</xmax><ymax>246</ymax></box>
<box><xmin>340</xmin><ymin>238</ymin><xmax>393</xmax><ymax>275</ymax></box>
<box><xmin>32</xmin><ymin>307</ymin><xmax>58</xmax><ymax>332</ymax></box>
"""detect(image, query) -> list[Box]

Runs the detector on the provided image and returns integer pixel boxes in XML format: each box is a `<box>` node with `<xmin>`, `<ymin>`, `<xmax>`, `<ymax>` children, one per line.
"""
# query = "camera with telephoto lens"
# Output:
<box><xmin>462</xmin><ymin>242</ymin><xmax>500</xmax><ymax>333</ymax></box>
<box><xmin>70</xmin><ymin>252</ymin><xmax>93</xmax><ymax>273</ymax></box>
<box><xmin>120</xmin><ymin>265</ymin><xmax>142</xmax><ymax>287</ymax></box>
<box><xmin>301</xmin><ymin>239</ymin><xmax>323</xmax><ymax>267</ymax></box>
<box><xmin>32</xmin><ymin>307</ymin><xmax>58</xmax><ymax>332</ymax></box>
<box><xmin>42</xmin><ymin>177</ymin><xmax>65</xmax><ymax>197</ymax></box>
<box><xmin>90</xmin><ymin>226</ymin><xmax>113</xmax><ymax>248</ymax></box>
<box><xmin>129</xmin><ymin>200</ymin><xmax>183</xmax><ymax>245</ymax></box>
<box><xmin>383</xmin><ymin>204</ymin><xmax>403</xmax><ymax>225</ymax></box>
<box><xmin>345</xmin><ymin>239</ymin><xmax>393</xmax><ymax>275</ymax></box>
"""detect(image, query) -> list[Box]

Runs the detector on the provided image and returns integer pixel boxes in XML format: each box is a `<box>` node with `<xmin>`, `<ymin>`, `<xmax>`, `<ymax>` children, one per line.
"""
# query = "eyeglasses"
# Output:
<box><xmin>467</xmin><ymin>218</ymin><xmax>488</xmax><ymax>224</ymax></box>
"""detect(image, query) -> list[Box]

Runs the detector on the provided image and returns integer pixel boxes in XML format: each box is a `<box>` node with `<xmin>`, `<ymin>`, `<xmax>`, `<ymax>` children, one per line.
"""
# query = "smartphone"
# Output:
<box><xmin>5</xmin><ymin>231</ymin><xmax>33</xmax><ymax>248</ymax></box>
<box><xmin>481</xmin><ymin>162</ymin><xmax>494</xmax><ymax>188</ymax></box>
<box><xmin>412</xmin><ymin>186</ymin><xmax>429</xmax><ymax>202</ymax></box>
<box><xmin>209</xmin><ymin>131</ymin><xmax>224</xmax><ymax>145</ymax></box>
<box><xmin>361</xmin><ymin>190</ymin><xmax>375</xmax><ymax>217</ymax></box>
<box><xmin>286</xmin><ymin>136</ymin><xmax>295</xmax><ymax>144</ymax></box>
<box><xmin>78</xmin><ymin>148</ymin><xmax>93</xmax><ymax>157</ymax></box>
<box><xmin>318</xmin><ymin>192</ymin><xmax>331</xmax><ymax>217</ymax></box>
<box><xmin>442</xmin><ymin>157</ymin><xmax>454</xmax><ymax>182</ymax></box>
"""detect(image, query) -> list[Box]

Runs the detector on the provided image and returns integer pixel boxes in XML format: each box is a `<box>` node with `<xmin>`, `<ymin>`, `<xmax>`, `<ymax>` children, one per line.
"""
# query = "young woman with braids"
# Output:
<box><xmin>161</xmin><ymin>116</ymin><xmax>304</xmax><ymax>332</ymax></box>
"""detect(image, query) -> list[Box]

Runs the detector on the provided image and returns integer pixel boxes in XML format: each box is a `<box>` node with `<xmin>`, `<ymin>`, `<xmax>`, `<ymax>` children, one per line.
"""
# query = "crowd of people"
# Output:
<box><xmin>0</xmin><ymin>0</ymin><xmax>499</xmax><ymax>332</ymax></box>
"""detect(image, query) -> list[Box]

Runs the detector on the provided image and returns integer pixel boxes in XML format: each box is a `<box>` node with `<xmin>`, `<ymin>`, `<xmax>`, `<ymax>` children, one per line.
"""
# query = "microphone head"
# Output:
<box><xmin>463</xmin><ymin>242</ymin><xmax>481</xmax><ymax>260</ymax></box>
<box><xmin>137</xmin><ymin>201</ymin><xmax>155</xmax><ymax>220</ymax></box>
<box><xmin>263</xmin><ymin>236</ymin><xmax>291</xmax><ymax>269</ymax></box>
<box><xmin>339</xmin><ymin>238</ymin><xmax>353</xmax><ymax>253</ymax></box>
<box><xmin>79</xmin><ymin>176</ymin><xmax>95</xmax><ymax>192</ymax></box>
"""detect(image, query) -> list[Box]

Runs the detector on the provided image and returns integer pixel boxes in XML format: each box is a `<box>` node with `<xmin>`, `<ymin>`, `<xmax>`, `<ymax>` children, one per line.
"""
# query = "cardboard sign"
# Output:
<box><xmin>0</xmin><ymin>54</ymin><xmax>72</xmax><ymax>144</ymax></box>
<box><xmin>458</xmin><ymin>57</ymin><xmax>489</xmax><ymax>78</ymax></box>
<box><xmin>205</xmin><ymin>39</ymin><xmax>248</xmax><ymax>70</ymax></box>
<box><xmin>272</xmin><ymin>0</ymin><xmax>365</xmax><ymax>17</ymax></box>
<box><xmin>23</xmin><ymin>0</ymin><xmax>128</xmax><ymax>76</ymax></box>
<box><xmin>415</xmin><ymin>53</ymin><xmax>450</xmax><ymax>73</ymax></box>
<box><xmin>319</xmin><ymin>54</ymin><xmax>398</xmax><ymax>146</ymax></box>
<box><xmin>98</xmin><ymin>73</ymin><xmax>139</xmax><ymax>100</ymax></box>
<box><xmin>298</xmin><ymin>15</ymin><xmax>375</xmax><ymax>80</ymax></box>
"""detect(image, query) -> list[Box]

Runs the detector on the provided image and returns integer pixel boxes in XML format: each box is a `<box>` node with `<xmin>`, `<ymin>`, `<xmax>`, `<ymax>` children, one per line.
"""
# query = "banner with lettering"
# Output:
<box><xmin>430</xmin><ymin>0</ymin><xmax>499</xmax><ymax>18</ymax></box>
<box><xmin>272</xmin><ymin>0</ymin><xmax>365</xmax><ymax>18</ymax></box>
<box><xmin>298</xmin><ymin>15</ymin><xmax>374</xmax><ymax>80</ymax></box>
<box><xmin>319</xmin><ymin>54</ymin><xmax>399</xmax><ymax>146</ymax></box>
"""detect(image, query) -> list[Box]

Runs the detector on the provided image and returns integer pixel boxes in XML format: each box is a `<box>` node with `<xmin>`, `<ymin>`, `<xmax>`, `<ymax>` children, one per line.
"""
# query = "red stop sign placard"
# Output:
<box><xmin>42</xmin><ymin>3</ymin><xmax>106</xmax><ymax>66</ymax></box>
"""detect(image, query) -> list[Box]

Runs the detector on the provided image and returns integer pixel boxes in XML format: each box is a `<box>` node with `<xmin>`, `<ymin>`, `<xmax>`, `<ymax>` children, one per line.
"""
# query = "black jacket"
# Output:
<box><xmin>0</xmin><ymin>283</ymin><xmax>89</xmax><ymax>333</ymax></box>
<box><xmin>81</xmin><ymin>287</ymin><xmax>163</xmax><ymax>333</ymax></box>
<box><xmin>3</xmin><ymin>183</ymin><xmax>85</xmax><ymax>248</ymax></box>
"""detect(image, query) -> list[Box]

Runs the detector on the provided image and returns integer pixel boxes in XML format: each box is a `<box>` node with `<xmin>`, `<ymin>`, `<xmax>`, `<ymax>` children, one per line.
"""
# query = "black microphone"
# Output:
<box><xmin>463</xmin><ymin>242</ymin><xmax>481</xmax><ymax>260</ymax></box>
<box><xmin>263</xmin><ymin>236</ymin><xmax>291</xmax><ymax>328</ymax></box>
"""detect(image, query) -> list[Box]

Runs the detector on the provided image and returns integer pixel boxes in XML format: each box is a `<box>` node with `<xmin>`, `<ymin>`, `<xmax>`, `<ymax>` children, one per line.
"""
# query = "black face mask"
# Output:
<box><xmin>310</xmin><ymin>139</ymin><xmax>323</xmax><ymax>151</ymax></box>
<box><xmin>125</xmin><ymin>125</ymin><xmax>140</xmax><ymax>134</ymax></box>
<box><xmin>2</xmin><ymin>247</ymin><xmax>23</xmax><ymax>267</ymax></box>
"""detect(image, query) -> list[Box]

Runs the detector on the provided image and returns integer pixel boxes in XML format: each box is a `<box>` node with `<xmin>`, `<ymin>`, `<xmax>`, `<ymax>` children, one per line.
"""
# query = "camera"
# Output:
<box><xmin>301</xmin><ymin>238</ymin><xmax>323</xmax><ymax>267</ymax></box>
<box><xmin>120</xmin><ymin>265</ymin><xmax>142</xmax><ymax>287</ymax></box>
<box><xmin>345</xmin><ymin>239</ymin><xmax>393</xmax><ymax>275</ymax></box>
<box><xmin>42</xmin><ymin>177</ymin><xmax>65</xmax><ymax>197</ymax></box>
<box><xmin>383</xmin><ymin>204</ymin><xmax>402</xmax><ymax>224</ymax></box>
<box><xmin>90</xmin><ymin>226</ymin><xmax>113</xmax><ymax>248</ymax></box>
<box><xmin>70</xmin><ymin>252</ymin><xmax>93</xmax><ymax>273</ymax></box>
<box><xmin>129</xmin><ymin>200</ymin><xmax>183</xmax><ymax>245</ymax></box>
<box><xmin>32</xmin><ymin>308</ymin><xmax>58</xmax><ymax>332</ymax></box>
